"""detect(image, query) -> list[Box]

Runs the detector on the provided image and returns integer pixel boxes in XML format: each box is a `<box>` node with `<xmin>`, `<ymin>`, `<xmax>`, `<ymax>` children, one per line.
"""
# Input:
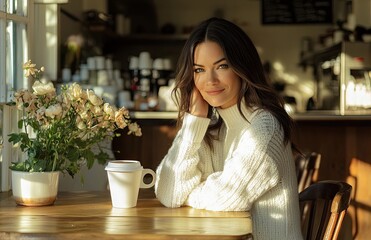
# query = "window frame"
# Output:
<box><xmin>0</xmin><ymin>0</ymin><xmax>34</xmax><ymax>192</ymax></box>
<box><xmin>1</xmin><ymin>0</ymin><xmax>67</xmax><ymax>192</ymax></box>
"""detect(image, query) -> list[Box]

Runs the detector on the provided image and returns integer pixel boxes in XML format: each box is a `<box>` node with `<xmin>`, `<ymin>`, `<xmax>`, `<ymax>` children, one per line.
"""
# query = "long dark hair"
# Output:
<box><xmin>173</xmin><ymin>17</ymin><xmax>296</xmax><ymax>148</ymax></box>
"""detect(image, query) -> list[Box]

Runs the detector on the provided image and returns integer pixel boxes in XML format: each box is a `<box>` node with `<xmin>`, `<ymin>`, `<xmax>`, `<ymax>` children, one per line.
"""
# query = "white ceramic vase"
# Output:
<box><xmin>11</xmin><ymin>170</ymin><xmax>60</xmax><ymax>206</ymax></box>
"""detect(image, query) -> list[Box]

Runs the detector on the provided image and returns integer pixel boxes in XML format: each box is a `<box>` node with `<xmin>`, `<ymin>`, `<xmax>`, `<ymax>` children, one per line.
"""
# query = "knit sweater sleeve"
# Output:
<box><xmin>186</xmin><ymin>111</ymin><xmax>282</xmax><ymax>211</ymax></box>
<box><xmin>155</xmin><ymin>113</ymin><xmax>211</xmax><ymax>208</ymax></box>
<box><xmin>155</xmin><ymin>110</ymin><xmax>283</xmax><ymax>211</ymax></box>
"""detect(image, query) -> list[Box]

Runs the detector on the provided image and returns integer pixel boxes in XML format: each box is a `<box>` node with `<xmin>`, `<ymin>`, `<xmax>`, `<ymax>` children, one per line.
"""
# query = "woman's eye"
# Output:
<box><xmin>194</xmin><ymin>68</ymin><xmax>204</xmax><ymax>73</ymax></box>
<box><xmin>218</xmin><ymin>64</ymin><xmax>229</xmax><ymax>69</ymax></box>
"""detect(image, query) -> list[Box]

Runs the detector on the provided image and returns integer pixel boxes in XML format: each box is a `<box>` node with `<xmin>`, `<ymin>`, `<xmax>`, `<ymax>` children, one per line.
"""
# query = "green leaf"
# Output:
<box><xmin>85</xmin><ymin>150</ymin><xmax>95</xmax><ymax>169</ymax></box>
<box><xmin>18</xmin><ymin>119</ymin><xmax>23</xmax><ymax>129</ymax></box>
<box><xmin>8</xmin><ymin>133</ymin><xmax>21</xmax><ymax>144</ymax></box>
<box><xmin>9</xmin><ymin>162</ymin><xmax>27</xmax><ymax>171</ymax></box>
<box><xmin>6</xmin><ymin>101</ymin><xmax>16</xmax><ymax>106</ymax></box>
<box><xmin>96</xmin><ymin>151</ymin><xmax>110</xmax><ymax>165</ymax></box>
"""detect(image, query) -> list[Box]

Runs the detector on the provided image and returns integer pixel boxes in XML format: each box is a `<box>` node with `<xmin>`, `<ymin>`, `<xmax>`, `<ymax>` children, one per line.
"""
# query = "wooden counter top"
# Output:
<box><xmin>130</xmin><ymin>110</ymin><xmax>371</xmax><ymax>121</ymax></box>
<box><xmin>0</xmin><ymin>190</ymin><xmax>252</xmax><ymax>240</ymax></box>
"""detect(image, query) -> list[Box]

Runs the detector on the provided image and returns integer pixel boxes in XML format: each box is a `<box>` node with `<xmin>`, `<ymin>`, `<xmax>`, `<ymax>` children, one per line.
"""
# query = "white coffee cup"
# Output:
<box><xmin>138</xmin><ymin>51</ymin><xmax>152</xmax><ymax>69</ymax></box>
<box><xmin>129</xmin><ymin>56</ymin><xmax>139</xmax><ymax>70</ymax></box>
<box><xmin>105</xmin><ymin>160</ymin><xmax>156</xmax><ymax>208</ymax></box>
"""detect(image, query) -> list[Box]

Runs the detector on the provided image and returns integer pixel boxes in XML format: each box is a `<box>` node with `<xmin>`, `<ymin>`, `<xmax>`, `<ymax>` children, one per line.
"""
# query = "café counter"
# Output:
<box><xmin>113</xmin><ymin>110</ymin><xmax>371</xmax><ymax>181</ymax></box>
<box><xmin>129</xmin><ymin>110</ymin><xmax>371</xmax><ymax>121</ymax></box>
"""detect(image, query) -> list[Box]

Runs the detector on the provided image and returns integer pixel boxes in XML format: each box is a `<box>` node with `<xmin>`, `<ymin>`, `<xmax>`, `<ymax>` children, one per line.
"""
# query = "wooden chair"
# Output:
<box><xmin>296</xmin><ymin>152</ymin><xmax>321</xmax><ymax>193</ymax></box>
<box><xmin>299</xmin><ymin>180</ymin><xmax>352</xmax><ymax>240</ymax></box>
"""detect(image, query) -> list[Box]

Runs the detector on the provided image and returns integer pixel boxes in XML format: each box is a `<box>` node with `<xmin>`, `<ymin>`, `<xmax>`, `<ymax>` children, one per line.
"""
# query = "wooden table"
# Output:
<box><xmin>0</xmin><ymin>189</ymin><xmax>252</xmax><ymax>239</ymax></box>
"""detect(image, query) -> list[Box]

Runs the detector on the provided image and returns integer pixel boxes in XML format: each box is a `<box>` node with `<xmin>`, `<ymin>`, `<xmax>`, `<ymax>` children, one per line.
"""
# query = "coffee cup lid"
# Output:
<box><xmin>105</xmin><ymin>160</ymin><xmax>143</xmax><ymax>172</ymax></box>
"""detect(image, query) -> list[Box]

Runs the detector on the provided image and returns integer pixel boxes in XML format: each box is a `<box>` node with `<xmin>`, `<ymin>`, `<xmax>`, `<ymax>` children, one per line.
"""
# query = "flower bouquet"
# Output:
<box><xmin>8</xmin><ymin>60</ymin><xmax>142</xmax><ymax>177</ymax></box>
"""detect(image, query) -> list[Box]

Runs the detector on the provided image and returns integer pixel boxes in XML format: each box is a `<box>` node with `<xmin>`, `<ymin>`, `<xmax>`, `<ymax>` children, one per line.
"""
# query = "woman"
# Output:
<box><xmin>155</xmin><ymin>17</ymin><xmax>303</xmax><ymax>240</ymax></box>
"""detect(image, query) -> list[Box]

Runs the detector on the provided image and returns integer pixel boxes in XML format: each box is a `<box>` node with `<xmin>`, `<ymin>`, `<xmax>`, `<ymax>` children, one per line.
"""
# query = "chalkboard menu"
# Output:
<box><xmin>262</xmin><ymin>0</ymin><xmax>333</xmax><ymax>24</ymax></box>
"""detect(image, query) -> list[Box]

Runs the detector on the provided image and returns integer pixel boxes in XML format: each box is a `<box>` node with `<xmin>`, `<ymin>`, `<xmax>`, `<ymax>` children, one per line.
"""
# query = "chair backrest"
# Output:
<box><xmin>296</xmin><ymin>152</ymin><xmax>321</xmax><ymax>192</ymax></box>
<box><xmin>299</xmin><ymin>180</ymin><xmax>352</xmax><ymax>240</ymax></box>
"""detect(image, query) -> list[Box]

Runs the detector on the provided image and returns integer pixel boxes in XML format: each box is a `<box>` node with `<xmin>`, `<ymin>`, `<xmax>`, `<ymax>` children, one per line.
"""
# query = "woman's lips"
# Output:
<box><xmin>206</xmin><ymin>89</ymin><xmax>224</xmax><ymax>95</ymax></box>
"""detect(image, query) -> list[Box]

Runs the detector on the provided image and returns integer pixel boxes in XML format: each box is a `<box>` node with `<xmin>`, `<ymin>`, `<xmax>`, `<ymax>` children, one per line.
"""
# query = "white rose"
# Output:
<box><xmin>128</xmin><ymin>122</ymin><xmax>142</xmax><ymax>136</ymax></box>
<box><xmin>87</xmin><ymin>90</ymin><xmax>103</xmax><ymax>106</ymax></box>
<box><xmin>115</xmin><ymin>112</ymin><xmax>127</xmax><ymax>129</ymax></box>
<box><xmin>76</xmin><ymin>119</ymin><xmax>86</xmax><ymax>130</ymax></box>
<box><xmin>45</xmin><ymin>104</ymin><xmax>62</xmax><ymax>118</ymax></box>
<box><xmin>68</xmin><ymin>83</ymin><xmax>83</xmax><ymax>100</ymax></box>
<box><xmin>92</xmin><ymin>105</ymin><xmax>102</xmax><ymax>115</ymax></box>
<box><xmin>36</xmin><ymin>106</ymin><xmax>46</xmax><ymax>120</ymax></box>
<box><xmin>103</xmin><ymin>103</ymin><xmax>115</xmax><ymax>119</ymax></box>
<box><xmin>79</xmin><ymin>111</ymin><xmax>89</xmax><ymax>120</ymax></box>
<box><xmin>32</xmin><ymin>81</ymin><xmax>55</xmax><ymax>95</ymax></box>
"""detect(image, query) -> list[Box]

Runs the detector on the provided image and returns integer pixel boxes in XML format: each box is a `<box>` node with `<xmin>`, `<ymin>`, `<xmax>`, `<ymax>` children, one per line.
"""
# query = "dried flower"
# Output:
<box><xmin>8</xmin><ymin>61</ymin><xmax>141</xmax><ymax>177</ymax></box>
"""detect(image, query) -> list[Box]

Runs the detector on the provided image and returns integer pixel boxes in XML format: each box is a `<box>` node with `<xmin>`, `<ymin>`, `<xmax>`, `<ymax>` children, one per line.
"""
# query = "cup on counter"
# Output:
<box><xmin>138</xmin><ymin>51</ymin><xmax>152</xmax><ymax>69</ymax></box>
<box><xmin>105</xmin><ymin>160</ymin><xmax>156</xmax><ymax>208</ymax></box>
<box><xmin>129</xmin><ymin>56</ymin><xmax>139</xmax><ymax>70</ymax></box>
<box><xmin>118</xmin><ymin>90</ymin><xmax>134</xmax><ymax>109</ymax></box>
<box><xmin>152</xmin><ymin>58</ymin><xmax>164</xmax><ymax>70</ymax></box>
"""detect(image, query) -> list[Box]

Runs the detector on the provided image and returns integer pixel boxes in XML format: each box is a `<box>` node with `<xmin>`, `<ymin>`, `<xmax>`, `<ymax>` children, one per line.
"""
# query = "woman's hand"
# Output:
<box><xmin>189</xmin><ymin>88</ymin><xmax>209</xmax><ymax>118</ymax></box>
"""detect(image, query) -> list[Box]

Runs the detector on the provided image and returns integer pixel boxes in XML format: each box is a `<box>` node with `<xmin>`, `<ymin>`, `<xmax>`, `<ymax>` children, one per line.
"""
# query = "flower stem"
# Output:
<box><xmin>52</xmin><ymin>151</ymin><xmax>57</xmax><ymax>171</ymax></box>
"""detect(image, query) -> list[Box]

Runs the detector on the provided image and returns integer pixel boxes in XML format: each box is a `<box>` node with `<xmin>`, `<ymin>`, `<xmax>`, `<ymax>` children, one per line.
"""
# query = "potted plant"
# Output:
<box><xmin>8</xmin><ymin>60</ymin><xmax>142</xmax><ymax>206</ymax></box>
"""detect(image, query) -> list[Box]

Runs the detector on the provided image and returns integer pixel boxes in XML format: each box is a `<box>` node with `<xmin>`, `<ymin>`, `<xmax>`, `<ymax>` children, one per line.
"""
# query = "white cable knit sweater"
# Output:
<box><xmin>155</xmin><ymin>103</ymin><xmax>303</xmax><ymax>240</ymax></box>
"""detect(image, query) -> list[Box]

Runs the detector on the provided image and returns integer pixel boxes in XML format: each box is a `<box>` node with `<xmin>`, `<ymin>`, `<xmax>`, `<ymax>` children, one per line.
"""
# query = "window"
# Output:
<box><xmin>0</xmin><ymin>0</ymin><xmax>63</xmax><ymax>191</ymax></box>
<box><xmin>0</xmin><ymin>0</ymin><xmax>31</xmax><ymax>191</ymax></box>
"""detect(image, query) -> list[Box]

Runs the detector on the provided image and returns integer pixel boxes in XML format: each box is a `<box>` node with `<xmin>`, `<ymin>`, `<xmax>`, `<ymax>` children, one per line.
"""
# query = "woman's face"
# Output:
<box><xmin>193</xmin><ymin>41</ymin><xmax>241</xmax><ymax>109</ymax></box>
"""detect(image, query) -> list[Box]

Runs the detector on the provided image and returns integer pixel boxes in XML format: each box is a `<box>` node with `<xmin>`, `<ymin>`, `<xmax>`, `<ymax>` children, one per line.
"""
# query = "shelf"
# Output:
<box><xmin>299</xmin><ymin>43</ymin><xmax>342</xmax><ymax>66</ymax></box>
<box><xmin>89</xmin><ymin>28</ymin><xmax>189</xmax><ymax>43</ymax></box>
<box><xmin>300</xmin><ymin>41</ymin><xmax>371</xmax><ymax>67</ymax></box>
<box><xmin>118</xmin><ymin>34</ymin><xmax>189</xmax><ymax>42</ymax></box>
